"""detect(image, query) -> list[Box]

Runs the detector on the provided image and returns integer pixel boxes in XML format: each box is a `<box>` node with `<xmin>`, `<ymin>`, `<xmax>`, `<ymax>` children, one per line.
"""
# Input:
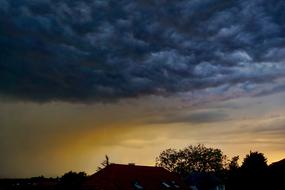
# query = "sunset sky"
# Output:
<box><xmin>1</xmin><ymin>0</ymin><xmax>285</xmax><ymax>178</ymax></box>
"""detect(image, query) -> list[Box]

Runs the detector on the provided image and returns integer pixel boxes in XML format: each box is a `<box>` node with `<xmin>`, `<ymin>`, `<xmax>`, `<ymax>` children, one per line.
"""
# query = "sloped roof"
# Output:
<box><xmin>81</xmin><ymin>164</ymin><xmax>189</xmax><ymax>190</ymax></box>
<box><xmin>270</xmin><ymin>158</ymin><xmax>285</xmax><ymax>169</ymax></box>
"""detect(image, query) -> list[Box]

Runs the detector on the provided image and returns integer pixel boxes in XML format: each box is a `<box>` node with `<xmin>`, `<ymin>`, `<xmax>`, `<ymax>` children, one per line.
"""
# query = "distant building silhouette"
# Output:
<box><xmin>268</xmin><ymin>158</ymin><xmax>285</xmax><ymax>189</ymax></box>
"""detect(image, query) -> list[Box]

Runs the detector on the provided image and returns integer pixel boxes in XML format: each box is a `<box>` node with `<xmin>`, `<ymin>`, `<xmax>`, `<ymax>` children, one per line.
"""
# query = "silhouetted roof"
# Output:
<box><xmin>81</xmin><ymin>164</ymin><xmax>189</xmax><ymax>190</ymax></box>
<box><xmin>270</xmin><ymin>158</ymin><xmax>285</xmax><ymax>169</ymax></box>
<box><xmin>269</xmin><ymin>158</ymin><xmax>285</xmax><ymax>175</ymax></box>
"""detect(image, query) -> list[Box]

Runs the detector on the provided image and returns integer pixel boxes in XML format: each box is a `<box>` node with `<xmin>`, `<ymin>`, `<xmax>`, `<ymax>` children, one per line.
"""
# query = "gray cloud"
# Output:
<box><xmin>152</xmin><ymin>110</ymin><xmax>229</xmax><ymax>124</ymax></box>
<box><xmin>256</xmin><ymin>84</ymin><xmax>285</xmax><ymax>97</ymax></box>
<box><xmin>1</xmin><ymin>0</ymin><xmax>285</xmax><ymax>102</ymax></box>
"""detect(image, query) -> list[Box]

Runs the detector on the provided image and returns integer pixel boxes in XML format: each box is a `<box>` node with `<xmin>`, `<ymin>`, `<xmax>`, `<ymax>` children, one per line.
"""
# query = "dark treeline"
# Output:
<box><xmin>0</xmin><ymin>171</ymin><xmax>87</xmax><ymax>190</ymax></box>
<box><xmin>226</xmin><ymin>151</ymin><xmax>285</xmax><ymax>190</ymax></box>
<box><xmin>0</xmin><ymin>144</ymin><xmax>284</xmax><ymax>190</ymax></box>
<box><xmin>155</xmin><ymin>144</ymin><xmax>285</xmax><ymax>190</ymax></box>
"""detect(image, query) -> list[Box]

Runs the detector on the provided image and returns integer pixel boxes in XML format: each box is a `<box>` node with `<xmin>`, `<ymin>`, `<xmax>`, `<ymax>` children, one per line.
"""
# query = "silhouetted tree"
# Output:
<box><xmin>229</xmin><ymin>156</ymin><xmax>240</xmax><ymax>171</ymax></box>
<box><xmin>60</xmin><ymin>171</ymin><xmax>87</xmax><ymax>190</ymax></box>
<box><xmin>239</xmin><ymin>151</ymin><xmax>268</xmax><ymax>190</ymax></box>
<box><xmin>155</xmin><ymin>149</ymin><xmax>179</xmax><ymax>172</ymax></box>
<box><xmin>225</xmin><ymin>156</ymin><xmax>240</xmax><ymax>190</ymax></box>
<box><xmin>97</xmin><ymin>155</ymin><xmax>111</xmax><ymax>171</ymax></box>
<box><xmin>241</xmin><ymin>151</ymin><xmax>267</xmax><ymax>171</ymax></box>
<box><xmin>156</xmin><ymin>144</ymin><xmax>226</xmax><ymax>176</ymax></box>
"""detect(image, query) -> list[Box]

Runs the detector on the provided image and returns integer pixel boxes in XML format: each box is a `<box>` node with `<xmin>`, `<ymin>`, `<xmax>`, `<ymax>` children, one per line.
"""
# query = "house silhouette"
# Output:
<box><xmin>81</xmin><ymin>164</ymin><xmax>189</xmax><ymax>190</ymax></box>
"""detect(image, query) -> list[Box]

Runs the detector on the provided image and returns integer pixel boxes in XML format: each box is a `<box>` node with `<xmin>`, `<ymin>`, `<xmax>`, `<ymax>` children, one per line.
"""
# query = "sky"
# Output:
<box><xmin>0</xmin><ymin>0</ymin><xmax>285</xmax><ymax>178</ymax></box>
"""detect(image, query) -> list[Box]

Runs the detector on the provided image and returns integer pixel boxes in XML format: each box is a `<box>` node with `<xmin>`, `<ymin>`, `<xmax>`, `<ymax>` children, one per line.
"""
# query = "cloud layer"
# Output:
<box><xmin>1</xmin><ymin>0</ymin><xmax>285</xmax><ymax>102</ymax></box>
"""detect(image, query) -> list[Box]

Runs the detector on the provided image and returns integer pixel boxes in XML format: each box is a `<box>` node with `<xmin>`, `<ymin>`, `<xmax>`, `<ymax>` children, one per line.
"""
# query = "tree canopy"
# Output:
<box><xmin>228</xmin><ymin>156</ymin><xmax>240</xmax><ymax>171</ymax></box>
<box><xmin>156</xmin><ymin>144</ymin><xmax>226</xmax><ymax>176</ymax></box>
<box><xmin>241</xmin><ymin>151</ymin><xmax>267</xmax><ymax>172</ymax></box>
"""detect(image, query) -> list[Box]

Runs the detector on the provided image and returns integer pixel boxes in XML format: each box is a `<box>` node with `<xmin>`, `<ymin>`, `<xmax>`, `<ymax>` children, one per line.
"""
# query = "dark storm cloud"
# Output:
<box><xmin>1</xmin><ymin>0</ymin><xmax>285</xmax><ymax>102</ymax></box>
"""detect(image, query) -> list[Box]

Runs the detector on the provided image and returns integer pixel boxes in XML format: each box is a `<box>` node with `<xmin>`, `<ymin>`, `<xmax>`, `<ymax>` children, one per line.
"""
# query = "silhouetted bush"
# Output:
<box><xmin>59</xmin><ymin>171</ymin><xmax>87</xmax><ymax>190</ymax></box>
